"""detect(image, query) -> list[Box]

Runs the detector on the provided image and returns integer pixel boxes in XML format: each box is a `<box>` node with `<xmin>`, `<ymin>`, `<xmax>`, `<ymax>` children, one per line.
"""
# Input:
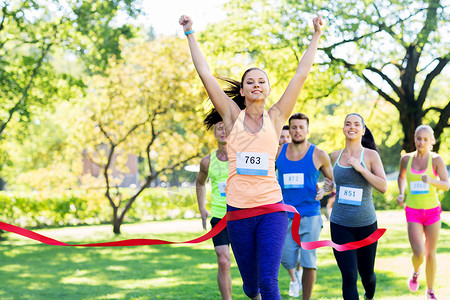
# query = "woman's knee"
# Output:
<box><xmin>425</xmin><ymin>249</ymin><xmax>437</xmax><ymax>262</ymax></box>
<box><xmin>341</xmin><ymin>268</ymin><xmax>358</xmax><ymax>286</ymax></box>
<box><xmin>411</xmin><ymin>243</ymin><xmax>425</xmax><ymax>258</ymax></box>
<box><xmin>243</xmin><ymin>284</ymin><xmax>260</xmax><ymax>299</ymax></box>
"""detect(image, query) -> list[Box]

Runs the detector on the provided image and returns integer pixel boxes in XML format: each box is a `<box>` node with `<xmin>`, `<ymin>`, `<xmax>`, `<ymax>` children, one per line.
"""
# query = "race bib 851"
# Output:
<box><xmin>338</xmin><ymin>186</ymin><xmax>363</xmax><ymax>206</ymax></box>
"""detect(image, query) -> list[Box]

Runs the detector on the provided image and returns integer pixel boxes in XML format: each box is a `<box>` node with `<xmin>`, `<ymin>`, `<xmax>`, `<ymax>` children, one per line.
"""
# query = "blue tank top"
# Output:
<box><xmin>330</xmin><ymin>148</ymin><xmax>377</xmax><ymax>227</ymax></box>
<box><xmin>276</xmin><ymin>143</ymin><xmax>320</xmax><ymax>217</ymax></box>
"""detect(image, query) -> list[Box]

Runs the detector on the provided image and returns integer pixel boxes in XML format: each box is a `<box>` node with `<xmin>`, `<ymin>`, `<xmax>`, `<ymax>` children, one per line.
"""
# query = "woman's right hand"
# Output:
<box><xmin>179</xmin><ymin>15</ymin><xmax>193</xmax><ymax>33</ymax></box>
<box><xmin>396</xmin><ymin>194</ymin><xmax>404</xmax><ymax>207</ymax></box>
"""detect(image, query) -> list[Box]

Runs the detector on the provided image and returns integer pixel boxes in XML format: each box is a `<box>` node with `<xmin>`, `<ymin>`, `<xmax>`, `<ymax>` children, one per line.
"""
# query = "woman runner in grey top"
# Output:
<box><xmin>331</xmin><ymin>148</ymin><xmax>377</xmax><ymax>227</ymax></box>
<box><xmin>328</xmin><ymin>113</ymin><xmax>387</xmax><ymax>300</ymax></box>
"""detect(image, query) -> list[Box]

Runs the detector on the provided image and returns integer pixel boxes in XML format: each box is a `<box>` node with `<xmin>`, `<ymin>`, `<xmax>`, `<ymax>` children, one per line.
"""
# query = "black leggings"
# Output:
<box><xmin>331</xmin><ymin>222</ymin><xmax>378</xmax><ymax>300</ymax></box>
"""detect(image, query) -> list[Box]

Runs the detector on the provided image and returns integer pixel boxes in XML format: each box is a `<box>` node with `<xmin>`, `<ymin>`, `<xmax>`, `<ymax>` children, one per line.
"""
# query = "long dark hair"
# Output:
<box><xmin>346</xmin><ymin>113</ymin><xmax>378</xmax><ymax>152</ymax></box>
<box><xmin>204</xmin><ymin>68</ymin><xmax>268</xmax><ymax>130</ymax></box>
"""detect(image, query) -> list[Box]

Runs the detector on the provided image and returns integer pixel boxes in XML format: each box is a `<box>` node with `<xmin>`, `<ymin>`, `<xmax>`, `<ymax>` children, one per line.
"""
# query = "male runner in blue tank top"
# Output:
<box><xmin>196</xmin><ymin>121</ymin><xmax>232</xmax><ymax>300</ymax></box>
<box><xmin>276</xmin><ymin>113</ymin><xmax>334</xmax><ymax>300</ymax></box>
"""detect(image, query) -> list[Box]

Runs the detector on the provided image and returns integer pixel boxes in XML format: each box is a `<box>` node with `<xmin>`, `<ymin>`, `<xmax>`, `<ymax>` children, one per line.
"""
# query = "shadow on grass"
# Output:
<box><xmin>0</xmin><ymin>231</ymin><xmax>240</xmax><ymax>300</ymax></box>
<box><xmin>1</xmin><ymin>219</ymin><xmax>448</xmax><ymax>300</ymax></box>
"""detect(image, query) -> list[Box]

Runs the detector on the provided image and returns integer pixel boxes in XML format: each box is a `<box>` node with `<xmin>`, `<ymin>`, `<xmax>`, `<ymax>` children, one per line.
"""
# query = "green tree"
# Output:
<box><xmin>205</xmin><ymin>0</ymin><xmax>449</xmax><ymax>152</ymax></box>
<box><xmin>76</xmin><ymin>37</ymin><xmax>210</xmax><ymax>234</ymax></box>
<box><xmin>0</xmin><ymin>0</ymin><xmax>140</xmax><ymax>139</ymax></box>
<box><xmin>303</xmin><ymin>0</ymin><xmax>448</xmax><ymax>152</ymax></box>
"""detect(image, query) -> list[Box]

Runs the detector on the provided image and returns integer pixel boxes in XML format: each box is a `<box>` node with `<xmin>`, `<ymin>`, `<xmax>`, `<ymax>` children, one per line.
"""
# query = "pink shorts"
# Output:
<box><xmin>405</xmin><ymin>205</ymin><xmax>442</xmax><ymax>226</ymax></box>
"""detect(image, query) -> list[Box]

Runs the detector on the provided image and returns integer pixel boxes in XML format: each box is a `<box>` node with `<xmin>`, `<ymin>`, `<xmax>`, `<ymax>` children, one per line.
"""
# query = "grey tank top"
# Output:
<box><xmin>330</xmin><ymin>148</ymin><xmax>377</xmax><ymax>227</ymax></box>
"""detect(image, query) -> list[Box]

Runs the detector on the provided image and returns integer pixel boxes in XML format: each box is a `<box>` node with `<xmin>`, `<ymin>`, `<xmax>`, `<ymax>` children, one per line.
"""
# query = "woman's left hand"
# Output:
<box><xmin>312</xmin><ymin>16</ymin><xmax>323</xmax><ymax>35</ymax></box>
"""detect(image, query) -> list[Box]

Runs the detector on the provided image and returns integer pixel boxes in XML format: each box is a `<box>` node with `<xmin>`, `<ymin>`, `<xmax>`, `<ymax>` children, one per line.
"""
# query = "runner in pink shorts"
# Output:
<box><xmin>397</xmin><ymin>125</ymin><xmax>449</xmax><ymax>300</ymax></box>
<box><xmin>405</xmin><ymin>205</ymin><xmax>442</xmax><ymax>226</ymax></box>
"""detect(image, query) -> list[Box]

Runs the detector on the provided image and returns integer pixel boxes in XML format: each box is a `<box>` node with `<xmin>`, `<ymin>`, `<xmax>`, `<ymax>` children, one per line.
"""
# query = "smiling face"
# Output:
<box><xmin>290</xmin><ymin>119</ymin><xmax>309</xmax><ymax>144</ymax></box>
<box><xmin>343</xmin><ymin>114</ymin><xmax>365</xmax><ymax>140</ymax></box>
<box><xmin>240</xmin><ymin>68</ymin><xmax>270</xmax><ymax>103</ymax></box>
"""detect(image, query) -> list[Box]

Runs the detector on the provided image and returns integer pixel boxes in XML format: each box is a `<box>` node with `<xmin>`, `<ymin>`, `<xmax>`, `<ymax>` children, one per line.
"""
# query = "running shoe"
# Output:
<box><xmin>295</xmin><ymin>268</ymin><xmax>303</xmax><ymax>292</ymax></box>
<box><xmin>289</xmin><ymin>281</ymin><xmax>300</xmax><ymax>298</ymax></box>
<box><xmin>363</xmin><ymin>292</ymin><xmax>373</xmax><ymax>300</ymax></box>
<box><xmin>426</xmin><ymin>289</ymin><xmax>437</xmax><ymax>300</ymax></box>
<box><xmin>408</xmin><ymin>271</ymin><xmax>419</xmax><ymax>292</ymax></box>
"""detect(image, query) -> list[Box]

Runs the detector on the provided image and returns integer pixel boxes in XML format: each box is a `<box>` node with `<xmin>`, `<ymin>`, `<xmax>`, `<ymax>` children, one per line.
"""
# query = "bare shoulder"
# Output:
<box><xmin>330</xmin><ymin>150</ymin><xmax>341</xmax><ymax>164</ymax></box>
<box><xmin>314</xmin><ymin>146</ymin><xmax>330</xmax><ymax>161</ymax></box>
<box><xmin>276</xmin><ymin>144</ymin><xmax>283</xmax><ymax>159</ymax></box>
<box><xmin>199</xmin><ymin>154</ymin><xmax>211</xmax><ymax>172</ymax></box>
<box><xmin>364</xmin><ymin>148</ymin><xmax>381</xmax><ymax>160</ymax></box>
<box><xmin>431</xmin><ymin>152</ymin><xmax>443</xmax><ymax>160</ymax></box>
<box><xmin>431</xmin><ymin>152</ymin><xmax>445</xmax><ymax>165</ymax></box>
<box><xmin>399</xmin><ymin>152</ymin><xmax>414</xmax><ymax>165</ymax></box>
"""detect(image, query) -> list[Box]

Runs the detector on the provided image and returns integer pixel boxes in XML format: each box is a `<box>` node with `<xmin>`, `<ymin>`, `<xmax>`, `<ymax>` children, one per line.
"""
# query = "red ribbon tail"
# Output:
<box><xmin>0</xmin><ymin>204</ymin><xmax>386</xmax><ymax>250</ymax></box>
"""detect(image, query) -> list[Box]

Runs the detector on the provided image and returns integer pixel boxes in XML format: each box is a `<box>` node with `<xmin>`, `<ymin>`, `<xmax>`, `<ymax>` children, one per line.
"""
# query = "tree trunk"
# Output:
<box><xmin>112</xmin><ymin>208</ymin><xmax>122</xmax><ymax>235</ymax></box>
<box><xmin>399</xmin><ymin>105</ymin><xmax>423</xmax><ymax>153</ymax></box>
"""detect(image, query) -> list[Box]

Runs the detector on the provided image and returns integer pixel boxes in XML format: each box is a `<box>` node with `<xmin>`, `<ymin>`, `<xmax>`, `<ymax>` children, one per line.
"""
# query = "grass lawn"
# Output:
<box><xmin>0</xmin><ymin>210</ymin><xmax>449</xmax><ymax>299</ymax></box>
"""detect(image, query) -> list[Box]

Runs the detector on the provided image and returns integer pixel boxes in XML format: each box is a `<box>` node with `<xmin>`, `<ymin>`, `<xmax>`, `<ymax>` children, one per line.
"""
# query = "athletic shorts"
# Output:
<box><xmin>405</xmin><ymin>205</ymin><xmax>442</xmax><ymax>226</ymax></box>
<box><xmin>210</xmin><ymin>217</ymin><xmax>230</xmax><ymax>247</ymax></box>
<box><xmin>281</xmin><ymin>215</ymin><xmax>323</xmax><ymax>270</ymax></box>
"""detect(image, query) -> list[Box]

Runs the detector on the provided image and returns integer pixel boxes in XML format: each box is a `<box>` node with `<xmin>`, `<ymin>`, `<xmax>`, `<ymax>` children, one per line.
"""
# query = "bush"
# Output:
<box><xmin>0</xmin><ymin>190</ymin><xmax>109</xmax><ymax>228</ymax></box>
<box><xmin>441</xmin><ymin>190</ymin><xmax>450</xmax><ymax>211</ymax></box>
<box><xmin>0</xmin><ymin>187</ymin><xmax>203</xmax><ymax>229</ymax></box>
<box><xmin>372</xmin><ymin>180</ymin><xmax>449</xmax><ymax>211</ymax></box>
<box><xmin>373</xmin><ymin>180</ymin><xmax>399</xmax><ymax>210</ymax></box>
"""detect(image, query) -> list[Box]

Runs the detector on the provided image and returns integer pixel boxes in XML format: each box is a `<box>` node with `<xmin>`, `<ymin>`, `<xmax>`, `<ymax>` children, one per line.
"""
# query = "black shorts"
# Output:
<box><xmin>210</xmin><ymin>217</ymin><xmax>230</xmax><ymax>247</ymax></box>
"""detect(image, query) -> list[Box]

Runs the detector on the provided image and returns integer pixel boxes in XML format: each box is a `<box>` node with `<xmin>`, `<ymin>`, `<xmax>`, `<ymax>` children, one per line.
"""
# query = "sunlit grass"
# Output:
<box><xmin>0</xmin><ymin>211</ymin><xmax>448</xmax><ymax>299</ymax></box>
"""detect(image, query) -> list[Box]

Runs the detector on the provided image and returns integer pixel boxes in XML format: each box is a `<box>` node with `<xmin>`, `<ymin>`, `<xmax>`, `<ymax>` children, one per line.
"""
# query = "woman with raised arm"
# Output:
<box><xmin>329</xmin><ymin>113</ymin><xmax>387</xmax><ymax>300</ymax></box>
<box><xmin>179</xmin><ymin>15</ymin><xmax>322</xmax><ymax>299</ymax></box>
<box><xmin>397</xmin><ymin>125</ymin><xmax>449</xmax><ymax>300</ymax></box>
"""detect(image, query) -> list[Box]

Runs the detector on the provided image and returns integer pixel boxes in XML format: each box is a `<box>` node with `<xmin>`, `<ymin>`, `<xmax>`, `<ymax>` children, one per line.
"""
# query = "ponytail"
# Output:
<box><xmin>362</xmin><ymin>126</ymin><xmax>379</xmax><ymax>152</ymax></box>
<box><xmin>203</xmin><ymin>76</ymin><xmax>246</xmax><ymax>130</ymax></box>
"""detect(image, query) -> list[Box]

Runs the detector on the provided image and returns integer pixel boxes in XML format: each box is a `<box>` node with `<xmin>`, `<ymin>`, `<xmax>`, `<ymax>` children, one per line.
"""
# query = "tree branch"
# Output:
<box><xmin>119</xmin><ymin>153</ymin><xmax>200</xmax><ymax>220</ymax></box>
<box><xmin>414</xmin><ymin>0</ymin><xmax>440</xmax><ymax>52</ymax></box>
<box><xmin>0</xmin><ymin>41</ymin><xmax>53</xmax><ymax>136</ymax></box>
<box><xmin>417</xmin><ymin>55</ymin><xmax>449</xmax><ymax>108</ymax></box>
<box><xmin>320</xmin><ymin>29</ymin><xmax>382</xmax><ymax>53</ymax></box>
<box><xmin>366</xmin><ymin>66</ymin><xmax>405</xmax><ymax>100</ymax></box>
<box><xmin>97</xmin><ymin>122</ymin><xmax>115</xmax><ymax>145</ymax></box>
<box><xmin>431</xmin><ymin>100</ymin><xmax>450</xmax><ymax>149</ymax></box>
<box><xmin>322</xmin><ymin>50</ymin><xmax>401</xmax><ymax>110</ymax></box>
<box><xmin>104</xmin><ymin>143</ymin><xmax>117</xmax><ymax>209</ymax></box>
<box><xmin>423</xmin><ymin>106</ymin><xmax>443</xmax><ymax>115</ymax></box>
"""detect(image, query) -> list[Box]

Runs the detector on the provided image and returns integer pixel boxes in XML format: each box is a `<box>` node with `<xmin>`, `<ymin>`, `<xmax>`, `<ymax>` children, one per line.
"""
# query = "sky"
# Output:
<box><xmin>135</xmin><ymin>0</ymin><xmax>227</xmax><ymax>36</ymax></box>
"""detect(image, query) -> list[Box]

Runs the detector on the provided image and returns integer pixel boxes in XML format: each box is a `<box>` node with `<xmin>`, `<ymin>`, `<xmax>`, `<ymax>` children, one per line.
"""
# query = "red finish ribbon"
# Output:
<box><xmin>0</xmin><ymin>203</ymin><xmax>385</xmax><ymax>251</ymax></box>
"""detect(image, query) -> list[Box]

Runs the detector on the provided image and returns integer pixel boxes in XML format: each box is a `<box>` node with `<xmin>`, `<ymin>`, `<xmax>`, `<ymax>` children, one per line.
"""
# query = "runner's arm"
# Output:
<box><xmin>179</xmin><ymin>15</ymin><xmax>240</xmax><ymax>129</ymax></box>
<box><xmin>317</xmin><ymin>148</ymin><xmax>334</xmax><ymax>194</ymax></box>
<box><xmin>353</xmin><ymin>149</ymin><xmax>387</xmax><ymax>193</ymax></box>
<box><xmin>396</xmin><ymin>155</ymin><xmax>408</xmax><ymax>206</ymax></box>
<box><xmin>269</xmin><ymin>16</ymin><xmax>322</xmax><ymax>130</ymax></box>
<box><xmin>195</xmin><ymin>156</ymin><xmax>211</xmax><ymax>229</ymax></box>
<box><xmin>423</xmin><ymin>155</ymin><xmax>450</xmax><ymax>191</ymax></box>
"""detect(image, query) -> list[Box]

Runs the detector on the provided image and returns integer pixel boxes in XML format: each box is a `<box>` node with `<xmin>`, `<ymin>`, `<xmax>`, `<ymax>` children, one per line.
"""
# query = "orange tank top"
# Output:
<box><xmin>225</xmin><ymin>109</ymin><xmax>282</xmax><ymax>208</ymax></box>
